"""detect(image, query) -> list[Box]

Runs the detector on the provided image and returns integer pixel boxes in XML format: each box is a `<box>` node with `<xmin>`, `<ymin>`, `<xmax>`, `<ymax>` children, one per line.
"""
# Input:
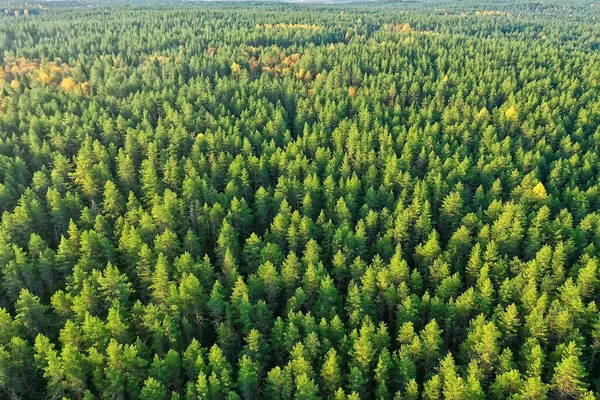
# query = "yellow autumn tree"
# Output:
<box><xmin>505</xmin><ymin>106</ymin><xmax>519</xmax><ymax>122</ymax></box>
<box><xmin>38</xmin><ymin>71</ymin><xmax>52</xmax><ymax>85</ymax></box>
<box><xmin>348</xmin><ymin>86</ymin><xmax>357</xmax><ymax>99</ymax></box>
<box><xmin>81</xmin><ymin>81</ymin><xmax>91</xmax><ymax>95</ymax></box>
<box><xmin>533</xmin><ymin>182</ymin><xmax>548</xmax><ymax>201</ymax></box>
<box><xmin>393</xmin><ymin>23</ymin><xmax>413</xmax><ymax>33</ymax></box>
<box><xmin>61</xmin><ymin>77</ymin><xmax>77</xmax><ymax>92</ymax></box>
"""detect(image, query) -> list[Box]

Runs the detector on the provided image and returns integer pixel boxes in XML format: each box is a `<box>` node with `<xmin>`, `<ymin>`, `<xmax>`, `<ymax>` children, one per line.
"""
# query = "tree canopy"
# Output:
<box><xmin>1</xmin><ymin>0</ymin><xmax>600</xmax><ymax>398</ymax></box>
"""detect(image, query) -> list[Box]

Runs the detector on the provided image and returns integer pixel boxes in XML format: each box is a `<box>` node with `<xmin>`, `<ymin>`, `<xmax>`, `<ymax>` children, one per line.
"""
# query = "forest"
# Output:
<box><xmin>1</xmin><ymin>0</ymin><xmax>600</xmax><ymax>399</ymax></box>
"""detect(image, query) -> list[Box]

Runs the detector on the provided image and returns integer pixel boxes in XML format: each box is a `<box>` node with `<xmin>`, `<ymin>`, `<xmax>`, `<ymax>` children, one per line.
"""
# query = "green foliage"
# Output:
<box><xmin>0</xmin><ymin>0</ymin><xmax>600</xmax><ymax>398</ymax></box>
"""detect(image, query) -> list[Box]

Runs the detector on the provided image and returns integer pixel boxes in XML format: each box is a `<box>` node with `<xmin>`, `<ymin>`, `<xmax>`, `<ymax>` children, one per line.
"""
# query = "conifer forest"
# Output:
<box><xmin>1</xmin><ymin>0</ymin><xmax>600</xmax><ymax>399</ymax></box>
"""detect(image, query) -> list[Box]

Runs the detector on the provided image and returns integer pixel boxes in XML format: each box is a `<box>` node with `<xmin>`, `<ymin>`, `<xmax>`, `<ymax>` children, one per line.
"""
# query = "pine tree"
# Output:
<box><xmin>140</xmin><ymin>377</ymin><xmax>168</xmax><ymax>400</ymax></box>
<box><xmin>321</xmin><ymin>348</ymin><xmax>342</xmax><ymax>396</ymax></box>
<box><xmin>238</xmin><ymin>355</ymin><xmax>259</xmax><ymax>400</ymax></box>
<box><xmin>551</xmin><ymin>342</ymin><xmax>589</xmax><ymax>399</ymax></box>
<box><xmin>103</xmin><ymin>180</ymin><xmax>125</xmax><ymax>220</ymax></box>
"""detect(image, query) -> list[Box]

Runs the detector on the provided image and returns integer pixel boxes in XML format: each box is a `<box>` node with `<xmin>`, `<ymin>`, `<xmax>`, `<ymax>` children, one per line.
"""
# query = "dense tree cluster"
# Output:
<box><xmin>1</xmin><ymin>0</ymin><xmax>600</xmax><ymax>399</ymax></box>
